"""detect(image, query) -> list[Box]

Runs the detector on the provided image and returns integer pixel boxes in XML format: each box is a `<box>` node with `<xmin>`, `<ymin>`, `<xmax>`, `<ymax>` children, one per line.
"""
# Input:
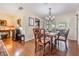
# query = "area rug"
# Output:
<box><xmin>0</xmin><ymin>40</ymin><xmax>8</xmax><ymax>56</ymax></box>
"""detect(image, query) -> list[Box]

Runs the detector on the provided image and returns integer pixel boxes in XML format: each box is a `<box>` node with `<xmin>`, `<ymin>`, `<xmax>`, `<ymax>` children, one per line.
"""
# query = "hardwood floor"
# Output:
<box><xmin>53</xmin><ymin>40</ymin><xmax>79</xmax><ymax>56</ymax></box>
<box><xmin>2</xmin><ymin>37</ymin><xmax>79</xmax><ymax>56</ymax></box>
<box><xmin>2</xmin><ymin>38</ymin><xmax>35</xmax><ymax>56</ymax></box>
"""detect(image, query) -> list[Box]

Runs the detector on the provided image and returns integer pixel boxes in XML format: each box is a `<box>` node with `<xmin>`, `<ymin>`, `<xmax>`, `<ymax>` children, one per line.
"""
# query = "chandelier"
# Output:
<box><xmin>45</xmin><ymin>8</ymin><xmax>55</xmax><ymax>21</ymax></box>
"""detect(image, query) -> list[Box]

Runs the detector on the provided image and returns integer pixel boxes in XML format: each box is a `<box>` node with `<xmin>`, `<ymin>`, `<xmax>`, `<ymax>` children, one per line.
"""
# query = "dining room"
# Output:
<box><xmin>0</xmin><ymin>3</ymin><xmax>79</xmax><ymax>56</ymax></box>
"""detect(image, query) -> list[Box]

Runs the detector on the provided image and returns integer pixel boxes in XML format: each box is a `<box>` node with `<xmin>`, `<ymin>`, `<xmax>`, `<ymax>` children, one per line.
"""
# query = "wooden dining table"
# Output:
<box><xmin>0</xmin><ymin>26</ymin><xmax>15</xmax><ymax>39</ymax></box>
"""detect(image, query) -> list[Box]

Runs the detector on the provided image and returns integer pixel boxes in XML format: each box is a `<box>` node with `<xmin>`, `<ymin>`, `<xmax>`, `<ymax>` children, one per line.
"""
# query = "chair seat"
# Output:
<box><xmin>59</xmin><ymin>36</ymin><xmax>65</xmax><ymax>40</ymax></box>
<box><xmin>36</xmin><ymin>37</ymin><xmax>50</xmax><ymax>46</ymax></box>
<box><xmin>55</xmin><ymin>36</ymin><xmax>65</xmax><ymax>41</ymax></box>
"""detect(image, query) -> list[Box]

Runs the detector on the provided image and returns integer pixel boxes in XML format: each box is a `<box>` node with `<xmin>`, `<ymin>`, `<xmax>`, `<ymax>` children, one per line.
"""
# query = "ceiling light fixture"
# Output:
<box><xmin>45</xmin><ymin>8</ymin><xmax>55</xmax><ymax>21</ymax></box>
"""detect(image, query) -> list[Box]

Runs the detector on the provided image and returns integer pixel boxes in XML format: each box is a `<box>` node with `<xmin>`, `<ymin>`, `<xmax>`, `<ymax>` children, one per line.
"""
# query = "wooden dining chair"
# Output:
<box><xmin>33</xmin><ymin>28</ymin><xmax>51</xmax><ymax>56</ymax></box>
<box><xmin>54</xmin><ymin>29</ymin><xmax>69</xmax><ymax>50</ymax></box>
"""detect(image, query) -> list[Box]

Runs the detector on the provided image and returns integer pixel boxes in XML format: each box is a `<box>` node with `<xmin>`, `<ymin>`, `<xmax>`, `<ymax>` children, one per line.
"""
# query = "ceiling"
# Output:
<box><xmin>0</xmin><ymin>3</ymin><xmax>79</xmax><ymax>17</ymax></box>
<box><xmin>24</xmin><ymin>3</ymin><xmax>79</xmax><ymax>16</ymax></box>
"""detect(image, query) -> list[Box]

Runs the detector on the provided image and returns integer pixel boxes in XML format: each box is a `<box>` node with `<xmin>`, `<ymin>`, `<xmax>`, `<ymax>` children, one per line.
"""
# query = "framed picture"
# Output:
<box><xmin>29</xmin><ymin>17</ymin><xmax>34</xmax><ymax>26</ymax></box>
